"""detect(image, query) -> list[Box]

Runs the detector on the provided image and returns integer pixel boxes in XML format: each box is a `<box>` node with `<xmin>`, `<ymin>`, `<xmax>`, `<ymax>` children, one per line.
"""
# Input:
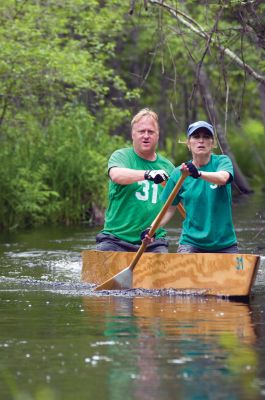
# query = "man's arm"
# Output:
<box><xmin>109</xmin><ymin>167</ymin><xmax>169</xmax><ymax>185</ymax></box>
<box><xmin>109</xmin><ymin>167</ymin><xmax>145</xmax><ymax>185</ymax></box>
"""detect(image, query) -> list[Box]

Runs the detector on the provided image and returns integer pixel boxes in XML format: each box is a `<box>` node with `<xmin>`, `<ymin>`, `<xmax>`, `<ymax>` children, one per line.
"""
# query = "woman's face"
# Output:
<box><xmin>188</xmin><ymin>129</ymin><xmax>214</xmax><ymax>156</ymax></box>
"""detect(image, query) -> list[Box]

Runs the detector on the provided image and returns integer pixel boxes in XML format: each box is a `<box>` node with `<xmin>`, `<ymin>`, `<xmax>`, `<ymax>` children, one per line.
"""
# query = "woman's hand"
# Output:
<box><xmin>180</xmin><ymin>162</ymin><xmax>201</xmax><ymax>178</ymax></box>
<box><xmin>140</xmin><ymin>228</ymin><xmax>156</xmax><ymax>245</ymax></box>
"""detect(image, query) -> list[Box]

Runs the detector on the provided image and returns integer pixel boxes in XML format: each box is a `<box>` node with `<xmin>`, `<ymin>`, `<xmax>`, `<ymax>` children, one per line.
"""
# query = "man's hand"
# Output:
<box><xmin>144</xmin><ymin>170</ymin><xmax>169</xmax><ymax>184</ymax></box>
<box><xmin>185</xmin><ymin>162</ymin><xmax>201</xmax><ymax>179</ymax></box>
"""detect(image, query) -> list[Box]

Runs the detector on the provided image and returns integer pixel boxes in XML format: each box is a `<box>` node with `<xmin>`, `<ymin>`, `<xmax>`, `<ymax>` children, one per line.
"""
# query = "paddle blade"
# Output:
<box><xmin>94</xmin><ymin>266</ymin><xmax>132</xmax><ymax>291</ymax></box>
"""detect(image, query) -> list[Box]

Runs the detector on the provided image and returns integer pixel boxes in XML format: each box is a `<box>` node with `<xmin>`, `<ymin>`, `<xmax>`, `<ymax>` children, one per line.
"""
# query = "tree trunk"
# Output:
<box><xmin>197</xmin><ymin>67</ymin><xmax>253</xmax><ymax>194</ymax></box>
<box><xmin>86</xmin><ymin>202</ymin><xmax>105</xmax><ymax>226</ymax></box>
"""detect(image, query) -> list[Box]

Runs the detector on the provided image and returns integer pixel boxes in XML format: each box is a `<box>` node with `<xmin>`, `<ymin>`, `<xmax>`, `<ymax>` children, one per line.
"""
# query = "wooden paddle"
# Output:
<box><xmin>161</xmin><ymin>181</ymin><xmax>186</xmax><ymax>219</ymax></box>
<box><xmin>94</xmin><ymin>172</ymin><xmax>188</xmax><ymax>291</ymax></box>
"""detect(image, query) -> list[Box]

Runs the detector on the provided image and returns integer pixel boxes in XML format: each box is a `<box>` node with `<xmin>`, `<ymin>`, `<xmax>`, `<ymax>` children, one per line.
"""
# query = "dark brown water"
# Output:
<box><xmin>0</xmin><ymin>193</ymin><xmax>265</xmax><ymax>400</ymax></box>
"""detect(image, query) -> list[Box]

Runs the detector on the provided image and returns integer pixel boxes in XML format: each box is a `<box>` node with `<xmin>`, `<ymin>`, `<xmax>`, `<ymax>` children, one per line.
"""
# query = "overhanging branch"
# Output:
<box><xmin>148</xmin><ymin>0</ymin><xmax>265</xmax><ymax>84</ymax></box>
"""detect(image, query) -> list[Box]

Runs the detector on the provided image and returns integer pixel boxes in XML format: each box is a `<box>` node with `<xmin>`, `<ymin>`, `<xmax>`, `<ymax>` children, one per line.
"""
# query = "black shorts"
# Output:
<box><xmin>95</xmin><ymin>233</ymin><xmax>169</xmax><ymax>253</ymax></box>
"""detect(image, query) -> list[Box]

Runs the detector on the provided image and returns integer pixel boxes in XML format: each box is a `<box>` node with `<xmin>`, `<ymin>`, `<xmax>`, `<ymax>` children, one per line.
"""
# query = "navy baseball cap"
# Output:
<box><xmin>187</xmin><ymin>121</ymin><xmax>214</xmax><ymax>137</ymax></box>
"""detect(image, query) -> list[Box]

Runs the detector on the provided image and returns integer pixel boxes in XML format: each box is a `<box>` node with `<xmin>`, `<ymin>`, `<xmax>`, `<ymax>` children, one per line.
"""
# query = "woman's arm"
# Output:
<box><xmin>199</xmin><ymin>170</ymin><xmax>231</xmax><ymax>185</ymax></box>
<box><xmin>141</xmin><ymin>205</ymin><xmax>177</xmax><ymax>244</ymax></box>
<box><xmin>180</xmin><ymin>163</ymin><xmax>231</xmax><ymax>186</ymax></box>
<box><xmin>157</xmin><ymin>205</ymin><xmax>177</xmax><ymax>227</ymax></box>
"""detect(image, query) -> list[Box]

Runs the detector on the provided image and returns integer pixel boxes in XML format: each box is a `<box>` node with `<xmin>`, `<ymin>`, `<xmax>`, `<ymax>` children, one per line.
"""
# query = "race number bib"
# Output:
<box><xmin>135</xmin><ymin>181</ymin><xmax>158</xmax><ymax>204</ymax></box>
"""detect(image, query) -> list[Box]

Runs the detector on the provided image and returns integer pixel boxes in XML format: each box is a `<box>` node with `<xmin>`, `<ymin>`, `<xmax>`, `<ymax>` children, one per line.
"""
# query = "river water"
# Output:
<box><xmin>0</xmin><ymin>193</ymin><xmax>265</xmax><ymax>400</ymax></box>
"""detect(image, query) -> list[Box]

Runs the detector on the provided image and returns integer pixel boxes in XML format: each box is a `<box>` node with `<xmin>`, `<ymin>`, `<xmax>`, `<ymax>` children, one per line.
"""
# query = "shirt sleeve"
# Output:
<box><xmin>217</xmin><ymin>155</ymin><xmax>234</xmax><ymax>182</ymax></box>
<box><xmin>165</xmin><ymin>160</ymin><xmax>175</xmax><ymax>176</ymax></box>
<box><xmin>108</xmin><ymin>149</ymin><xmax>129</xmax><ymax>174</ymax></box>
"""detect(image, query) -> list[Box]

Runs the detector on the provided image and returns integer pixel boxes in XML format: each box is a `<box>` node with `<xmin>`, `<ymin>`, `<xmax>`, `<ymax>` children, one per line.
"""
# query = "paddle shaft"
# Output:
<box><xmin>160</xmin><ymin>181</ymin><xmax>185</xmax><ymax>219</ymax></box>
<box><xmin>128</xmin><ymin>173</ymin><xmax>187</xmax><ymax>272</ymax></box>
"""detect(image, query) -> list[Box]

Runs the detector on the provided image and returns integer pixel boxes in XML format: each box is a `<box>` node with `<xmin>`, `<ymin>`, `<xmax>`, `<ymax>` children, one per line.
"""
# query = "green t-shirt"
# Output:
<box><xmin>161</xmin><ymin>154</ymin><xmax>237</xmax><ymax>251</ymax></box>
<box><xmin>102</xmin><ymin>147</ymin><xmax>175</xmax><ymax>244</ymax></box>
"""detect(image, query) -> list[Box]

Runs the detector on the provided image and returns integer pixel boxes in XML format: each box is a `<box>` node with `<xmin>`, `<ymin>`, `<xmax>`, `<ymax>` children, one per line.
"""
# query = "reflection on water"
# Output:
<box><xmin>82</xmin><ymin>296</ymin><xmax>260</xmax><ymax>400</ymax></box>
<box><xmin>83</xmin><ymin>296</ymin><xmax>256</xmax><ymax>342</ymax></box>
<box><xmin>0</xmin><ymin>193</ymin><xmax>265</xmax><ymax>399</ymax></box>
<box><xmin>1</xmin><ymin>291</ymin><xmax>261</xmax><ymax>400</ymax></box>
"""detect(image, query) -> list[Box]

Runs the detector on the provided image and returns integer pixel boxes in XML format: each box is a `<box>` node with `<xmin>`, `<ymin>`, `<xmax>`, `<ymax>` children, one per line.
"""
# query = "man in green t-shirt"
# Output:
<box><xmin>96</xmin><ymin>108</ymin><xmax>175</xmax><ymax>253</ymax></box>
<box><xmin>144</xmin><ymin>120</ymin><xmax>238</xmax><ymax>253</ymax></box>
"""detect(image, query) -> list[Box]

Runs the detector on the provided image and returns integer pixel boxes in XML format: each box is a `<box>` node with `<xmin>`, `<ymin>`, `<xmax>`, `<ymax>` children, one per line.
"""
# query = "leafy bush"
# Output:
<box><xmin>228</xmin><ymin>119</ymin><xmax>265</xmax><ymax>186</ymax></box>
<box><xmin>0</xmin><ymin>106</ymin><xmax>128</xmax><ymax>229</ymax></box>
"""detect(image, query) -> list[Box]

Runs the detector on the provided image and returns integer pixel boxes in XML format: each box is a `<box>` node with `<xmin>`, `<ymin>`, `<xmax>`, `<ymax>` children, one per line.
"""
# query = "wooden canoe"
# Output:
<box><xmin>81</xmin><ymin>250</ymin><xmax>260</xmax><ymax>297</ymax></box>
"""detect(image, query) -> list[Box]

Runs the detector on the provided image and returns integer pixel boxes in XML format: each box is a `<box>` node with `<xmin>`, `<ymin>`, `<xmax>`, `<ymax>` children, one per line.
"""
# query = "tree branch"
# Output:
<box><xmin>148</xmin><ymin>0</ymin><xmax>265</xmax><ymax>84</ymax></box>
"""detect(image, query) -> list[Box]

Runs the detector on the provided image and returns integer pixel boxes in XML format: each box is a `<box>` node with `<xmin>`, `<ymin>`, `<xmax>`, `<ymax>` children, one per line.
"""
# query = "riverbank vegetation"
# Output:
<box><xmin>0</xmin><ymin>0</ymin><xmax>264</xmax><ymax>229</ymax></box>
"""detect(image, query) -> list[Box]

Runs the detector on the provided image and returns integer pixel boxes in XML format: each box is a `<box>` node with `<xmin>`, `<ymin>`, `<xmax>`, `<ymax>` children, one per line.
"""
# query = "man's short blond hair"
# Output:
<box><xmin>131</xmin><ymin>108</ymin><xmax>159</xmax><ymax>130</ymax></box>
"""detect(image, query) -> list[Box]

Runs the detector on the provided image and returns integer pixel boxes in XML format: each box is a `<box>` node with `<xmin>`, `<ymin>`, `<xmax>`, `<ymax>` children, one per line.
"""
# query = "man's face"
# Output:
<box><xmin>131</xmin><ymin>115</ymin><xmax>159</xmax><ymax>157</ymax></box>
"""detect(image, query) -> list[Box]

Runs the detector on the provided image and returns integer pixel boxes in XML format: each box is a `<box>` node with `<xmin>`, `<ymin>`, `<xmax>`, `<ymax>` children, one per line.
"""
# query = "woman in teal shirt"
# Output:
<box><xmin>159</xmin><ymin>121</ymin><xmax>238</xmax><ymax>253</ymax></box>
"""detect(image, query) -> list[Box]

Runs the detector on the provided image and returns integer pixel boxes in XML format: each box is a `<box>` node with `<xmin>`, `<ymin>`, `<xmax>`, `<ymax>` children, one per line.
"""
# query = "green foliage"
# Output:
<box><xmin>0</xmin><ymin>0</ymin><xmax>137</xmax><ymax>129</ymax></box>
<box><xmin>0</xmin><ymin>106</ymin><xmax>128</xmax><ymax>229</ymax></box>
<box><xmin>7</xmin><ymin>166</ymin><xmax>59</xmax><ymax>229</ymax></box>
<box><xmin>0</xmin><ymin>1</ymin><xmax>132</xmax><ymax>229</ymax></box>
<box><xmin>45</xmin><ymin>106</ymin><xmax>128</xmax><ymax>224</ymax></box>
<box><xmin>228</xmin><ymin>119</ymin><xmax>265</xmax><ymax>185</ymax></box>
<box><xmin>124</xmin><ymin>1</ymin><xmax>264</xmax><ymax>134</ymax></box>
<box><xmin>0</xmin><ymin>0</ymin><xmax>264</xmax><ymax>229</ymax></box>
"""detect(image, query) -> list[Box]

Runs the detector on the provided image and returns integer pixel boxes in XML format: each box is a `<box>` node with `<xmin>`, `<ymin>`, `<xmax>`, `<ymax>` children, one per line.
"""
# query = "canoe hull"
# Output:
<box><xmin>81</xmin><ymin>250</ymin><xmax>260</xmax><ymax>297</ymax></box>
